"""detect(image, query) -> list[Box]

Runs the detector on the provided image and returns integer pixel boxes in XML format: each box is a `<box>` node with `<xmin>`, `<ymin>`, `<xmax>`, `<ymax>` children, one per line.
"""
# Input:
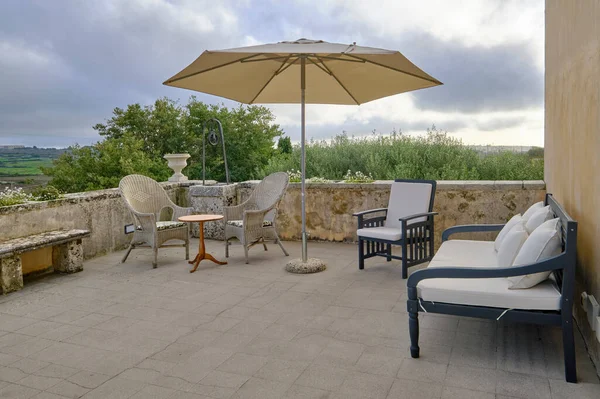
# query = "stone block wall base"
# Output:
<box><xmin>189</xmin><ymin>184</ymin><xmax>238</xmax><ymax>240</ymax></box>
<box><xmin>53</xmin><ymin>239</ymin><xmax>84</xmax><ymax>273</ymax></box>
<box><xmin>0</xmin><ymin>255</ymin><xmax>24</xmax><ymax>294</ymax></box>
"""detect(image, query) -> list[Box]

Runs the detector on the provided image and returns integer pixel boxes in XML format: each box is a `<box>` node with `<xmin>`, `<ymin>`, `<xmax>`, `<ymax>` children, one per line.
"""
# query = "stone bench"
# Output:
<box><xmin>0</xmin><ymin>229</ymin><xmax>90</xmax><ymax>294</ymax></box>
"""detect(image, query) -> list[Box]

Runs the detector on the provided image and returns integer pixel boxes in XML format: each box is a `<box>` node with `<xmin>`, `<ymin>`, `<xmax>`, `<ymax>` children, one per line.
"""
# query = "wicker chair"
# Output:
<box><xmin>119</xmin><ymin>174</ymin><xmax>193</xmax><ymax>268</ymax></box>
<box><xmin>224</xmin><ymin>172</ymin><xmax>289</xmax><ymax>263</ymax></box>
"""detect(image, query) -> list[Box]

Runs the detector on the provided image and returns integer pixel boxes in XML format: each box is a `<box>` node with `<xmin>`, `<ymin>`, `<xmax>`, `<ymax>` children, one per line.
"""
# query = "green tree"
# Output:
<box><xmin>527</xmin><ymin>146</ymin><xmax>544</xmax><ymax>158</ymax></box>
<box><xmin>93</xmin><ymin>98</ymin><xmax>194</xmax><ymax>155</ymax></box>
<box><xmin>43</xmin><ymin>97</ymin><xmax>283</xmax><ymax>192</ymax></box>
<box><xmin>42</xmin><ymin>134</ymin><xmax>170</xmax><ymax>193</ymax></box>
<box><xmin>184</xmin><ymin>98</ymin><xmax>283</xmax><ymax>182</ymax></box>
<box><xmin>277</xmin><ymin>136</ymin><xmax>293</xmax><ymax>154</ymax></box>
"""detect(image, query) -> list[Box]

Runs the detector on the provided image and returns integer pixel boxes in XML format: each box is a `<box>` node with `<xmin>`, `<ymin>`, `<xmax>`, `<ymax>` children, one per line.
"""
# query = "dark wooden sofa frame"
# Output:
<box><xmin>406</xmin><ymin>193</ymin><xmax>578</xmax><ymax>383</ymax></box>
<box><xmin>353</xmin><ymin>179</ymin><xmax>437</xmax><ymax>279</ymax></box>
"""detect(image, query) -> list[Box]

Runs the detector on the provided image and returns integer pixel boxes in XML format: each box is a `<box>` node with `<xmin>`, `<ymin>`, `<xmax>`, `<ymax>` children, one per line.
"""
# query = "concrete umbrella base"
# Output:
<box><xmin>285</xmin><ymin>258</ymin><xmax>327</xmax><ymax>274</ymax></box>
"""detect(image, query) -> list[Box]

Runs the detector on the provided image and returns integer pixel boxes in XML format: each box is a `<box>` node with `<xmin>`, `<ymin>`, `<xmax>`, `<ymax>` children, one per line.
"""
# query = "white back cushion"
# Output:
<box><xmin>497</xmin><ymin>224</ymin><xmax>528</xmax><ymax>268</ymax></box>
<box><xmin>494</xmin><ymin>214</ymin><xmax>523</xmax><ymax>252</ymax></box>
<box><xmin>508</xmin><ymin>218</ymin><xmax>562</xmax><ymax>289</ymax></box>
<box><xmin>525</xmin><ymin>205</ymin><xmax>553</xmax><ymax>233</ymax></box>
<box><xmin>385</xmin><ymin>182</ymin><xmax>433</xmax><ymax>229</ymax></box>
<box><xmin>522</xmin><ymin>201</ymin><xmax>544</xmax><ymax>221</ymax></box>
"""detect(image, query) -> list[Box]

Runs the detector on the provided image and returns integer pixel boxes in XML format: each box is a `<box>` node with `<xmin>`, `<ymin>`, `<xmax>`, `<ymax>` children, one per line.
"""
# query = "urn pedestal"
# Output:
<box><xmin>164</xmin><ymin>153</ymin><xmax>191</xmax><ymax>182</ymax></box>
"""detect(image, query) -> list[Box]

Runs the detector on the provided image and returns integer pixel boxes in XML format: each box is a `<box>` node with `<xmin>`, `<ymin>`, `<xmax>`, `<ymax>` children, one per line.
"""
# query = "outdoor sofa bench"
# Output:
<box><xmin>406</xmin><ymin>193</ymin><xmax>578</xmax><ymax>382</ymax></box>
<box><xmin>0</xmin><ymin>229</ymin><xmax>90</xmax><ymax>294</ymax></box>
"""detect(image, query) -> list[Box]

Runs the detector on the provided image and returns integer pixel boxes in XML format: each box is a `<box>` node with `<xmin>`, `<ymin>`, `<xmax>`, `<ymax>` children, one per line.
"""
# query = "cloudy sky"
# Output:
<box><xmin>0</xmin><ymin>0</ymin><xmax>544</xmax><ymax>148</ymax></box>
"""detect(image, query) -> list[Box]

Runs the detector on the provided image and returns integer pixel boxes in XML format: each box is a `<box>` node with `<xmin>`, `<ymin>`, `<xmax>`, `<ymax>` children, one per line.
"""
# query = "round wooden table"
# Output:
<box><xmin>178</xmin><ymin>214</ymin><xmax>227</xmax><ymax>273</ymax></box>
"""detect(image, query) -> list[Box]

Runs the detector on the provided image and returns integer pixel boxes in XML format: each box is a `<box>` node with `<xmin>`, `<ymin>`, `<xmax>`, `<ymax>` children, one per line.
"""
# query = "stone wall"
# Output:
<box><xmin>238</xmin><ymin>180</ymin><xmax>546</xmax><ymax>247</ymax></box>
<box><xmin>0</xmin><ymin>182</ymin><xmax>201</xmax><ymax>259</ymax></box>
<box><xmin>188</xmin><ymin>184</ymin><xmax>237</xmax><ymax>239</ymax></box>
<box><xmin>545</xmin><ymin>0</ymin><xmax>600</xmax><ymax>373</ymax></box>
<box><xmin>1</xmin><ymin>180</ymin><xmax>545</xmax><ymax>262</ymax></box>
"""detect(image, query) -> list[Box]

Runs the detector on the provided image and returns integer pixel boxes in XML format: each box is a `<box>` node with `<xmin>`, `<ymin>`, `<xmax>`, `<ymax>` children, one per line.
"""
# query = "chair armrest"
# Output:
<box><xmin>399</xmin><ymin>212</ymin><xmax>438</xmax><ymax>223</ymax></box>
<box><xmin>353</xmin><ymin>208</ymin><xmax>388</xmax><ymax>229</ymax></box>
<box><xmin>243</xmin><ymin>209</ymin><xmax>269</xmax><ymax>229</ymax></box>
<box><xmin>225</xmin><ymin>203</ymin><xmax>246</xmax><ymax>221</ymax></box>
<box><xmin>352</xmin><ymin>208</ymin><xmax>388</xmax><ymax>217</ymax></box>
<box><xmin>442</xmin><ymin>224</ymin><xmax>504</xmax><ymax>242</ymax></box>
<box><xmin>172</xmin><ymin>205</ymin><xmax>193</xmax><ymax>220</ymax></box>
<box><xmin>132</xmin><ymin>212</ymin><xmax>156</xmax><ymax>232</ymax></box>
<box><xmin>406</xmin><ymin>254</ymin><xmax>565</xmax><ymax>290</ymax></box>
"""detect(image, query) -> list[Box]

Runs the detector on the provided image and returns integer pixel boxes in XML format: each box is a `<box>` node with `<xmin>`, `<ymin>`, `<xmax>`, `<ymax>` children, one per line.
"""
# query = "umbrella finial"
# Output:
<box><xmin>284</xmin><ymin>38</ymin><xmax>325</xmax><ymax>44</ymax></box>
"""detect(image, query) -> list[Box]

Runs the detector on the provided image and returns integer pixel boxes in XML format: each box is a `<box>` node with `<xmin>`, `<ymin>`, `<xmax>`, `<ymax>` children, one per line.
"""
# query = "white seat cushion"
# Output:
<box><xmin>418</xmin><ymin>240</ymin><xmax>561</xmax><ymax>310</ymax></box>
<box><xmin>357</xmin><ymin>227</ymin><xmax>402</xmax><ymax>241</ymax></box>
<box><xmin>137</xmin><ymin>221</ymin><xmax>187</xmax><ymax>231</ymax></box>
<box><xmin>429</xmin><ymin>240</ymin><xmax>497</xmax><ymax>267</ymax></box>
<box><xmin>226</xmin><ymin>220</ymin><xmax>273</xmax><ymax>228</ymax></box>
<box><xmin>385</xmin><ymin>181</ymin><xmax>432</xmax><ymax>228</ymax></box>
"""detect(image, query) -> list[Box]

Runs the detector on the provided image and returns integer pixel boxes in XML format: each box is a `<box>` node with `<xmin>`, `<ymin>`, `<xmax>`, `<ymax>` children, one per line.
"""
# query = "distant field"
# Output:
<box><xmin>0</xmin><ymin>147</ymin><xmax>64</xmax><ymax>189</ymax></box>
<box><xmin>0</xmin><ymin>157</ymin><xmax>54</xmax><ymax>176</ymax></box>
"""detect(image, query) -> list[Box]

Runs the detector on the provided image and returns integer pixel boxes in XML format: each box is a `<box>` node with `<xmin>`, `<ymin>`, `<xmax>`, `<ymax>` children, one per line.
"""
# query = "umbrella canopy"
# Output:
<box><xmin>164</xmin><ymin>38</ymin><xmax>442</xmax><ymax>264</ymax></box>
<box><xmin>164</xmin><ymin>39</ymin><xmax>441</xmax><ymax>105</ymax></box>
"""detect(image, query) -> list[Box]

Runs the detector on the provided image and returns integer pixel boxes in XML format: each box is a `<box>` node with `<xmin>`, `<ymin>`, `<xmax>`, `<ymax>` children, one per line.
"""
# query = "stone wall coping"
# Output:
<box><xmin>189</xmin><ymin>183</ymin><xmax>238</xmax><ymax>197</ymax></box>
<box><xmin>0</xmin><ymin>180</ymin><xmax>208</xmax><ymax>216</ymax></box>
<box><xmin>0</xmin><ymin>179</ymin><xmax>546</xmax><ymax>216</ymax></box>
<box><xmin>238</xmin><ymin>180</ymin><xmax>546</xmax><ymax>191</ymax></box>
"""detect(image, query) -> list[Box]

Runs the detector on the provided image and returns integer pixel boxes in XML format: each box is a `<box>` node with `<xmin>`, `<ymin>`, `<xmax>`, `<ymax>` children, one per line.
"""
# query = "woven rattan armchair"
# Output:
<box><xmin>119</xmin><ymin>174</ymin><xmax>192</xmax><ymax>268</ymax></box>
<box><xmin>224</xmin><ymin>172</ymin><xmax>289</xmax><ymax>263</ymax></box>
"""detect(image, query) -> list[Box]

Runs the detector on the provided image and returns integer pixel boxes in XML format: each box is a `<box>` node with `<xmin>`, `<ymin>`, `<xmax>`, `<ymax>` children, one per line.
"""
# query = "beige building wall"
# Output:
<box><xmin>545</xmin><ymin>0</ymin><xmax>600</xmax><ymax>370</ymax></box>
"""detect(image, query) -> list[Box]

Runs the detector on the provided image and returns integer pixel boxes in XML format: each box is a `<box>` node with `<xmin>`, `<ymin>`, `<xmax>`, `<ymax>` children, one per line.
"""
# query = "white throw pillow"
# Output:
<box><xmin>508</xmin><ymin>220</ymin><xmax>562</xmax><ymax>289</ymax></box>
<box><xmin>497</xmin><ymin>224</ymin><xmax>528</xmax><ymax>268</ymax></box>
<box><xmin>538</xmin><ymin>217</ymin><xmax>560</xmax><ymax>231</ymax></box>
<box><xmin>522</xmin><ymin>201</ymin><xmax>544</xmax><ymax>221</ymax></box>
<box><xmin>524</xmin><ymin>205</ymin><xmax>553</xmax><ymax>234</ymax></box>
<box><xmin>494</xmin><ymin>214</ymin><xmax>523</xmax><ymax>252</ymax></box>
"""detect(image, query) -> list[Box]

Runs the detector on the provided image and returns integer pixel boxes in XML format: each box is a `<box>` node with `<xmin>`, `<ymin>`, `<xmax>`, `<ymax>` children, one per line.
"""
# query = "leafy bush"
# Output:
<box><xmin>262</xmin><ymin>127</ymin><xmax>543</xmax><ymax>181</ymax></box>
<box><xmin>344</xmin><ymin>170</ymin><xmax>374</xmax><ymax>183</ymax></box>
<box><xmin>31</xmin><ymin>185</ymin><xmax>62</xmax><ymax>201</ymax></box>
<box><xmin>287</xmin><ymin>170</ymin><xmax>301</xmax><ymax>182</ymax></box>
<box><xmin>286</xmin><ymin>170</ymin><xmax>330</xmax><ymax>183</ymax></box>
<box><xmin>0</xmin><ymin>187</ymin><xmax>33</xmax><ymax>207</ymax></box>
<box><xmin>527</xmin><ymin>146</ymin><xmax>544</xmax><ymax>158</ymax></box>
<box><xmin>308</xmin><ymin>176</ymin><xmax>331</xmax><ymax>183</ymax></box>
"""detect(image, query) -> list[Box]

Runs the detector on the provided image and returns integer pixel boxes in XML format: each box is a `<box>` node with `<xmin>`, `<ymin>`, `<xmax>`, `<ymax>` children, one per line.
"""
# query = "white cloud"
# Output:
<box><xmin>0</xmin><ymin>0</ymin><xmax>545</xmax><ymax>147</ymax></box>
<box><xmin>264</xmin><ymin>0</ymin><xmax>544</xmax><ymax>146</ymax></box>
<box><xmin>272</xmin><ymin>93</ymin><xmax>543</xmax><ymax>146</ymax></box>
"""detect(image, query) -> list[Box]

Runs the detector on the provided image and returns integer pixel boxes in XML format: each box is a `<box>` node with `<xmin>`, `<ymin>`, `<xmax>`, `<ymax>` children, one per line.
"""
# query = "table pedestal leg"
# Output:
<box><xmin>189</xmin><ymin>221</ymin><xmax>227</xmax><ymax>273</ymax></box>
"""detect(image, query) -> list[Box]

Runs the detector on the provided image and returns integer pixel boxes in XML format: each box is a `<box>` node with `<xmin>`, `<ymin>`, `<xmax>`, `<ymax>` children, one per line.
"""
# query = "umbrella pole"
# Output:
<box><xmin>300</xmin><ymin>57</ymin><xmax>308</xmax><ymax>263</ymax></box>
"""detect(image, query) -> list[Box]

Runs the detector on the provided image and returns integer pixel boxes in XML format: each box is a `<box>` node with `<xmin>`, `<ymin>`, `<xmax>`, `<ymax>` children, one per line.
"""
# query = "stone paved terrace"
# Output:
<box><xmin>0</xmin><ymin>240</ymin><xmax>598</xmax><ymax>399</ymax></box>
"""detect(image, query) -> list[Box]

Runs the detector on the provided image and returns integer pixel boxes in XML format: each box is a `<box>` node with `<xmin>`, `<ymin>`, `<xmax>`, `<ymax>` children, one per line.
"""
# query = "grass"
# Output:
<box><xmin>0</xmin><ymin>158</ymin><xmax>54</xmax><ymax>176</ymax></box>
<box><xmin>0</xmin><ymin>150</ymin><xmax>60</xmax><ymax>177</ymax></box>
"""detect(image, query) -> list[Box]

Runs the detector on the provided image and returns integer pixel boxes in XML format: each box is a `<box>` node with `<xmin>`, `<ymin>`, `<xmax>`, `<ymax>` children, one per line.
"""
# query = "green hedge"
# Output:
<box><xmin>261</xmin><ymin>130</ymin><xmax>543</xmax><ymax>181</ymax></box>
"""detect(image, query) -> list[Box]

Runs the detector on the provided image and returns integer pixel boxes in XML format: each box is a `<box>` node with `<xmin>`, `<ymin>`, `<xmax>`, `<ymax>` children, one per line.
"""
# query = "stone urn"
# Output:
<box><xmin>164</xmin><ymin>153</ymin><xmax>191</xmax><ymax>182</ymax></box>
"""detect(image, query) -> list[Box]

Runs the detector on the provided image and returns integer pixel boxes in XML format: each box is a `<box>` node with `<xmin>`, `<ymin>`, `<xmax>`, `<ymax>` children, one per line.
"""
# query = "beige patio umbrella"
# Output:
<box><xmin>164</xmin><ymin>38</ymin><xmax>442</xmax><ymax>268</ymax></box>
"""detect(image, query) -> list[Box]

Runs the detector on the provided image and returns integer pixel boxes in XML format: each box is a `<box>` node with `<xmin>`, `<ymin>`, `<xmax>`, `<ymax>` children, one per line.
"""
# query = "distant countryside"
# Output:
<box><xmin>0</xmin><ymin>99</ymin><xmax>545</xmax><ymax>195</ymax></box>
<box><xmin>0</xmin><ymin>146</ymin><xmax>64</xmax><ymax>189</ymax></box>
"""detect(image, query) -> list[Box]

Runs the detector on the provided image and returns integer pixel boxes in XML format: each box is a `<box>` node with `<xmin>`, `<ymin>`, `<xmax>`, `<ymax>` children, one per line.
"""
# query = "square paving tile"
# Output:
<box><xmin>0</xmin><ymin>240</ymin><xmax>596</xmax><ymax>399</ymax></box>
